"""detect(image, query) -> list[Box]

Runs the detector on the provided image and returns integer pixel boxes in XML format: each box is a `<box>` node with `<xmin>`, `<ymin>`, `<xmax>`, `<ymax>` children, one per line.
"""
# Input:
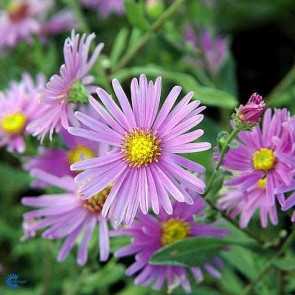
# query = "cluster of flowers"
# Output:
<box><xmin>0</xmin><ymin>29</ymin><xmax>229</xmax><ymax>292</ymax></box>
<box><xmin>218</xmin><ymin>97</ymin><xmax>295</xmax><ymax>227</ymax></box>
<box><xmin>1</xmin><ymin>18</ymin><xmax>295</xmax><ymax>295</ymax></box>
<box><xmin>0</xmin><ymin>0</ymin><xmax>125</xmax><ymax>50</ymax></box>
<box><xmin>0</xmin><ymin>0</ymin><xmax>77</xmax><ymax>48</ymax></box>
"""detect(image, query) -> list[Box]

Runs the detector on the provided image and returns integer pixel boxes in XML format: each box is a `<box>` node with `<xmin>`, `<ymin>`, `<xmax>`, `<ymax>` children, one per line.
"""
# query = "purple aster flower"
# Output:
<box><xmin>220</xmin><ymin>108</ymin><xmax>294</xmax><ymax>211</ymax></box>
<box><xmin>21</xmin><ymin>169</ymin><xmax>112</xmax><ymax>265</ymax></box>
<box><xmin>274</xmin><ymin>117</ymin><xmax>295</xmax><ymax>221</ymax></box>
<box><xmin>80</xmin><ymin>0</ymin><xmax>125</xmax><ymax>18</ymax></box>
<box><xmin>0</xmin><ymin>0</ymin><xmax>53</xmax><ymax>49</ymax></box>
<box><xmin>23</xmin><ymin>127</ymin><xmax>105</xmax><ymax>188</ymax></box>
<box><xmin>0</xmin><ymin>73</ymin><xmax>48</xmax><ymax>153</ymax></box>
<box><xmin>185</xmin><ymin>27</ymin><xmax>228</xmax><ymax>76</ymax></box>
<box><xmin>114</xmin><ymin>200</ymin><xmax>229</xmax><ymax>293</ymax></box>
<box><xmin>27</xmin><ymin>30</ymin><xmax>104</xmax><ymax>141</ymax></box>
<box><xmin>218</xmin><ymin>178</ymin><xmax>278</xmax><ymax>228</ymax></box>
<box><xmin>69</xmin><ymin>74</ymin><xmax>211</xmax><ymax>225</ymax></box>
<box><xmin>235</xmin><ymin>93</ymin><xmax>266</xmax><ymax>127</ymax></box>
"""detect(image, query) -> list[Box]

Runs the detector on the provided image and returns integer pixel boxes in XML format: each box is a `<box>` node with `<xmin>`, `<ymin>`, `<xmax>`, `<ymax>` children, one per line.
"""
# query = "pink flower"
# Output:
<box><xmin>21</xmin><ymin>169</ymin><xmax>112</xmax><ymax>265</ymax></box>
<box><xmin>23</xmin><ymin>127</ymin><xmax>103</xmax><ymax>187</ymax></box>
<box><xmin>218</xmin><ymin>179</ymin><xmax>278</xmax><ymax>228</ymax></box>
<box><xmin>218</xmin><ymin>109</ymin><xmax>294</xmax><ymax>227</ymax></box>
<box><xmin>236</xmin><ymin>93</ymin><xmax>266</xmax><ymax>125</ymax></box>
<box><xmin>69</xmin><ymin>75</ymin><xmax>211</xmax><ymax>225</ymax></box>
<box><xmin>114</xmin><ymin>200</ymin><xmax>229</xmax><ymax>293</ymax></box>
<box><xmin>0</xmin><ymin>0</ymin><xmax>53</xmax><ymax>49</ymax></box>
<box><xmin>27</xmin><ymin>30</ymin><xmax>104</xmax><ymax>141</ymax></box>
<box><xmin>0</xmin><ymin>73</ymin><xmax>48</xmax><ymax>153</ymax></box>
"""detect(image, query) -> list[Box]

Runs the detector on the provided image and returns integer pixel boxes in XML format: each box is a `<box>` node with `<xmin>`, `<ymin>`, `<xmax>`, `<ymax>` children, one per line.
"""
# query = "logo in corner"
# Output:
<box><xmin>5</xmin><ymin>273</ymin><xmax>27</xmax><ymax>289</ymax></box>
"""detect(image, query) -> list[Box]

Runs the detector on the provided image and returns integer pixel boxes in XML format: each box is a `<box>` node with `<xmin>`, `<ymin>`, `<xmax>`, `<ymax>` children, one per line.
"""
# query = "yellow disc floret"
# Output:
<box><xmin>83</xmin><ymin>185</ymin><xmax>112</xmax><ymax>213</ymax></box>
<box><xmin>161</xmin><ymin>218</ymin><xmax>190</xmax><ymax>246</ymax></box>
<box><xmin>257</xmin><ymin>178</ymin><xmax>267</xmax><ymax>190</ymax></box>
<box><xmin>121</xmin><ymin>128</ymin><xmax>161</xmax><ymax>168</ymax></box>
<box><xmin>1</xmin><ymin>112</ymin><xmax>27</xmax><ymax>135</ymax></box>
<box><xmin>68</xmin><ymin>145</ymin><xmax>96</xmax><ymax>165</ymax></box>
<box><xmin>253</xmin><ymin>148</ymin><xmax>276</xmax><ymax>171</ymax></box>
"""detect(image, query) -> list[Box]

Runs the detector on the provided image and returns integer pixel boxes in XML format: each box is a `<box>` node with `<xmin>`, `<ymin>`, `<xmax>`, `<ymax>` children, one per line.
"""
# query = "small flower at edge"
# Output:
<box><xmin>233</xmin><ymin>93</ymin><xmax>266</xmax><ymax>130</ymax></box>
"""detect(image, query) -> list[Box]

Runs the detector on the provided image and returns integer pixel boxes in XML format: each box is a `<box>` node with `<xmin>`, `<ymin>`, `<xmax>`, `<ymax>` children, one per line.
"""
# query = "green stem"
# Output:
<box><xmin>112</xmin><ymin>0</ymin><xmax>186</xmax><ymax>73</ymax></box>
<box><xmin>205</xmin><ymin>127</ymin><xmax>240</xmax><ymax>193</ymax></box>
<box><xmin>266</xmin><ymin>64</ymin><xmax>295</xmax><ymax>105</ymax></box>
<box><xmin>206</xmin><ymin>199</ymin><xmax>265</xmax><ymax>244</ymax></box>
<box><xmin>242</xmin><ymin>228</ymin><xmax>295</xmax><ymax>295</ymax></box>
<box><xmin>41</xmin><ymin>242</ymin><xmax>53</xmax><ymax>295</ymax></box>
<box><xmin>278</xmin><ymin>269</ymin><xmax>286</xmax><ymax>295</ymax></box>
<box><xmin>204</xmin><ymin>127</ymin><xmax>265</xmax><ymax>244</ymax></box>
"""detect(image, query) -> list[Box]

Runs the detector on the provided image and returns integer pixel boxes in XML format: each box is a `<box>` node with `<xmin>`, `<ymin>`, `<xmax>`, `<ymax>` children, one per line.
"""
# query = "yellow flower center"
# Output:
<box><xmin>68</xmin><ymin>145</ymin><xmax>95</xmax><ymax>165</ymax></box>
<box><xmin>253</xmin><ymin>148</ymin><xmax>276</xmax><ymax>171</ymax></box>
<box><xmin>1</xmin><ymin>112</ymin><xmax>27</xmax><ymax>135</ymax></box>
<box><xmin>161</xmin><ymin>218</ymin><xmax>190</xmax><ymax>246</ymax></box>
<box><xmin>83</xmin><ymin>185</ymin><xmax>112</xmax><ymax>213</ymax></box>
<box><xmin>121</xmin><ymin>128</ymin><xmax>161</xmax><ymax>168</ymax></box>
<box><xmin>257</xmin><ymin>178</ymin><xmax>267</xmax><ymax>190</ymax></box>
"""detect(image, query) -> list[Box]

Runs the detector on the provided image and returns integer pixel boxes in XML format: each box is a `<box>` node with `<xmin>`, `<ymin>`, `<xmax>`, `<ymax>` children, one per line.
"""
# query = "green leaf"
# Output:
<box><xmin>221</xmin><ymin>246</ymin><xmax>258</xmax><ymax>280</ymax></box>
<box><xmin>116</xmin><ymin>65</ymin><xmax>237</xmax><ymax>108</ymax></box>
<box><xmin>125</xmin><ymin>1</ymin><xmax>150</xmax><ymax>30</ymax></box>
<box><xmin>110</xmin><ymin>28</ymin><xmax>129</xmax><ymax>68</ymax></box>
<box><xmin>150</xmin><ymin>237</ymin><xmax>230</xmax><ymax>267</ymax></box>
<box><xmin>267</xmin><ymin>86</ymin><xmax>295</xmax><ymax>108</ymax></box>
<box><xmin>216</xmin><ymin>51</ymin><xmax>238</xmax><ymax>96</ymax></box>
<box><xmin>186</xmin><ymin>1</ymin><xmax>214</xmax><ymax>27</ymax></box>
<box><xmin>273</xmin><ymin>258</ymin><xmax>295</xmax><ymax>271</ymax></box>
<box><xmin>196</xmin><ymin>86</ymin><xmax>237</xmax><ymax>108</ymax></box>
<box><xmin>205</xmin><ymin>171</ymin><xmax>226</xmax><ymax>201</ymax></box>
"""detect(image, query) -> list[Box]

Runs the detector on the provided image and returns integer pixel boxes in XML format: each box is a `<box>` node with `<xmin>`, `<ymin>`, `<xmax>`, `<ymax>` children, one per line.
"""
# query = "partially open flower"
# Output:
<box><xmin>234</xmin><ymin>93</ymin><xmax>266</xmax><ymax>129</ymax></box>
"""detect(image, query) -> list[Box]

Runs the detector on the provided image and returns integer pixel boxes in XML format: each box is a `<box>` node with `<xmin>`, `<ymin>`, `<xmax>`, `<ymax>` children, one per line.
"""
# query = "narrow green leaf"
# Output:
<box><xmin>150</xmin><ymin>237</ymin><xmax>230</xmax><ymax>267</ymax></box>
<box><xmin>273</xmin><ymin>258</ymin><xmax>295</xmax><ymax>271</ymax></box>
<box><xmin>125</xmin><ymin>1</ymin><xmax>150</xmax><ymax>30</ymax></box>
<box><xmin>196</xmin><ymin>86</ymin><xmax>237</xmax><ymax>108</ymax></box>
<box><xmin>116</xmin><ymin>65</ymin><xmax>237</xmax><ymax>108</ymax></box>
<box><xmin>110</xmin><ymin>28</ymin><xmax>129</xmax><ymax>67</ymax></box>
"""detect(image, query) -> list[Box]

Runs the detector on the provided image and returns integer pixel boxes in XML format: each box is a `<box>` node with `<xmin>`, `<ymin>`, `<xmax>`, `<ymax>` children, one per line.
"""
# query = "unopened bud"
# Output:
<box><xmin>233</xmin><ymin>93</ymin><xmax>265</xmax><ymax>130</ymax></box>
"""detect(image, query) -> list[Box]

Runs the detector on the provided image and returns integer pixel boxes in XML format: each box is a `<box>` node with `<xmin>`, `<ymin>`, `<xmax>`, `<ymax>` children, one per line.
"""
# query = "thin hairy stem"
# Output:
<box><xmin>112</xmin><ymin>0</ymin><xmax>186</xmax><ymax>73</ymax></box>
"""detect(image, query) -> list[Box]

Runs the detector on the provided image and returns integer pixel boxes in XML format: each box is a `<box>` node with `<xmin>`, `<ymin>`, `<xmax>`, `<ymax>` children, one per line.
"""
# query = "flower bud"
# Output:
<box><xmin>233</xmin><ymin>93</ymin><xmax>265</xmax><ymax>130</ymax></box>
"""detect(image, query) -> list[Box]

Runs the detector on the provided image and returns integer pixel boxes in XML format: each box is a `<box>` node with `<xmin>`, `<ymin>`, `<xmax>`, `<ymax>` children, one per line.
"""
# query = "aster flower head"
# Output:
<box><xmin>69</xmin><ymin>74</ymin><xmax>211</xmax><ymax>225</ymax></box>
<box><xmin>114</xmin><ymin>200</ymin><xmax>229</xmax><ymax>293</ymax></box>
<box><xmin>0</xmin><ymin>0</ymin><xmax>53</xmax><ymax>49</ymax></box>
<box><xmin>23</xmin><ymin>126</ymin><xmax>103</xmax><ymax>187</ymax></box>
<box><xmin>80</xmin><ymin>0</ymin><xmax>125</xmax><ymax>18</ymax></box>
<box><xmin>27</xmin><ymin>30</ymin><xmax>104</xmax><ymax>142</ymax></box>
<box><xmin>219</xmin><ymin>108</ymin><xmax>294</xmax><ymax>224</ymax></box>
<box><xmin>0</xmin><ymin>73</ymin><xmax>48</xmax><ymax>153</ymax></box>
<box><xmin>21</xmin><ymin>169</ymin><xmax>112</xmax><ymax>265</ymax></box>
<box><xmin>234</xmin><ymin>93</ymin><xmax>266</xmax><ymax>129</ymax></box>
<box><xmin>218</xmin><ymin>178</ymin><xmax>278</xmax><ymax>228</ymax></box>
<box><xmin>273</xmin><ymin>116</ymin><xmax>295</xmax><ymax>222</ymax></box>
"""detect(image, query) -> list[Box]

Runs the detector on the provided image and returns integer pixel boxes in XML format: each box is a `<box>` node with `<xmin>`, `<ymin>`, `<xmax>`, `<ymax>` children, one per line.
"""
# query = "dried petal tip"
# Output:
<box><xmin>234</xmin><ymin>93</ymin><xmax>266</xmax><ymax>130</ymax></box>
